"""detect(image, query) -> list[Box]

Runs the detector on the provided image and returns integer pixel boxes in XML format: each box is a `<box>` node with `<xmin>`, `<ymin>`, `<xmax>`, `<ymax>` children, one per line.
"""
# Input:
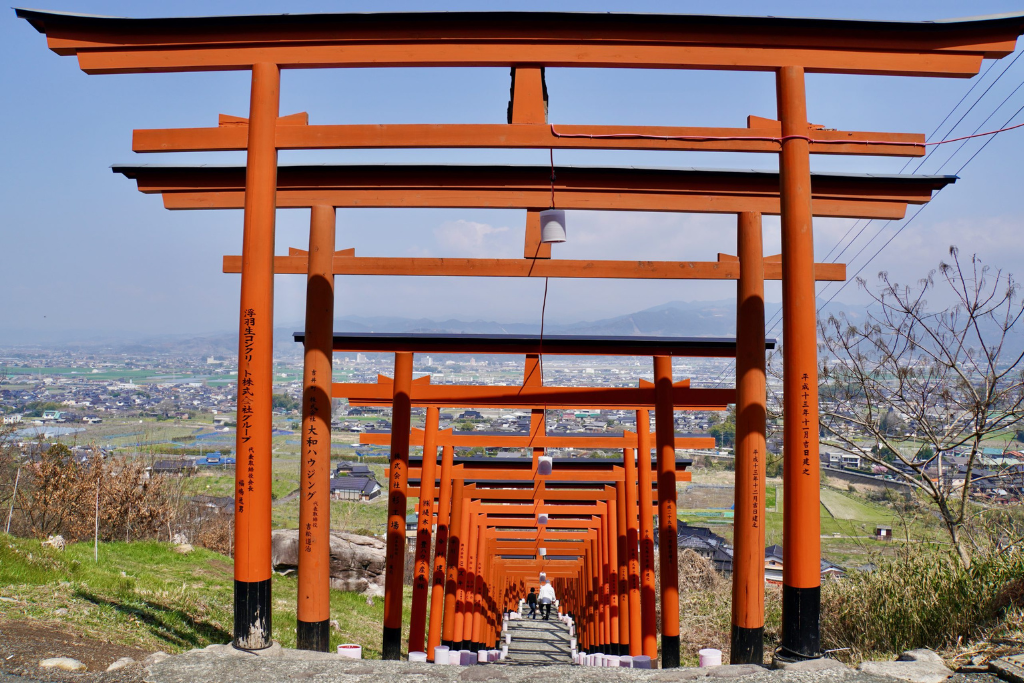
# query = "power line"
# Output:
<box><xmin>817</xmin><ymin>53</ymin><xmax>1020</xmax><ymax>275</ymax></box>
<box><xmin>711</xmin><ymin>56</ymin><xmax>1023</xmax><ymax>385</ymax></box>
<box><xmin>814</xmin><ymin>99</ymin><xmax>1024</xmax><ymax>314</ymax></box>
<box><xmin>811</xmin><ymin>81</ymin><xmax>1024</xmax><ymax>313</ymax></box>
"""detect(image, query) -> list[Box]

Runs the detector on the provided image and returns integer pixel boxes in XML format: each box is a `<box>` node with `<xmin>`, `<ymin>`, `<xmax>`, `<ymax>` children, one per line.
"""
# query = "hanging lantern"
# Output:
<box><xmin>538</xmin><ymin>513</ymin><xmax>549</xmax><ymax>525</ymax></box>
<box><xmin>539</xmin><ymin>209</ymin><xmax>566</xmax><ymax>243</ymax></box>
<box><xmin>537</xmin><ymin>455</ymin><xmax>553</xmax><ymax>476</ymax></box>
<box><xmin>539</xmin><ymin>547</ymin><xmax>547</xmax><ymax>557</ymax></box>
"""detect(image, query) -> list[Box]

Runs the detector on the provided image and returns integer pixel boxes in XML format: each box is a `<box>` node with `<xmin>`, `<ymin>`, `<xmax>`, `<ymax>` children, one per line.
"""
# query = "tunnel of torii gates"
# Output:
<box><xmin>114</xmin><ymin>162</ymin><xmax>951</xmax><ymax>665</ymax></box>
<box><xmin>19</xmin><ymin>5</ymin><xmax>1024</xmax><ymax>666</ymax></box>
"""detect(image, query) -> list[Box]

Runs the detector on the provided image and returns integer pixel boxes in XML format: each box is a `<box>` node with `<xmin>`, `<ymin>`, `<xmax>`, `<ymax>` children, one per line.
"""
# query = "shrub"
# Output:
<box><xmin>821</xmin><ymin>545</ymin><xmax>1024</xmax><ymax>660</ymax></box>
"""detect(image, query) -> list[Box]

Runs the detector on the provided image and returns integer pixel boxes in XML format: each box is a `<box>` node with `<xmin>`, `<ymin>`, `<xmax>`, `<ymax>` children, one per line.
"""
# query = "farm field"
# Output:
<box><xmin>679</xmin><ymin>467</ymin><xmax>937</xmax><ymax>568</ymax></box>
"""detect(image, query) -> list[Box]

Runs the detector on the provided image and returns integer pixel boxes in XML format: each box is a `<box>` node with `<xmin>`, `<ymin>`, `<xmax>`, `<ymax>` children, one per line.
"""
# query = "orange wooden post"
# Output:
<box><xmin>471</xmin><ymin>528</ymin><xmax>486</xmax><ymax>648</ymax></box>
<box><xmin>732</xmin><ymin>212</ymin><xmax>768</xmax><ymax>664</ymax></box>
<box><xmin>441</xmin><ymin>478</ymin><xmax>465</xmax><ymax>648</ymax></box>
<box><xmin>296</xmin><ymin>205</ymin><xmax>336</xmax><ymax>651</ymax></box>
<box><xmin>615</xmin><ymin>480</ymin><xmax>630</xmax><ymax>656</ymax></box>
<box><xmin>427</xmin><ymin>444</ymin><xmax>455</xmax><ymax>659</ymax></box>
<box><xmin>654</xmin><ymin>356</ymin><xmax>680</xmax><ymax>667</ymax></box>
<box><xmin>409</xmin><ymin>406</ymin><xmax>440</xmax><ymax>654</ymax></box>
<box><xmin>452</xmin><ymin>499</ymin><xmax>473</xmax><ymax>647</ymax></box>
<box><xmin>606</xmin><ymin>498</ymin><xmax>621</xmax><ymax>655</ymax></box>
<box><xmin>233</xmin><ymin>62</ymin><xmax>280</xmax><ymax>651</ymax></box>
<box><xmin>623</xmin><ymin>447</ymin><xmax>642</xmax><ymax>656</ymax></box>
<box><xmin>589</xmin><ymin>537</ymin><xmax>600</xmax><ymax>649</ymax></box>
<box><xmin>525</xmin><ymin>354</ymin><xmax>545</xmax><ymax>468</ymax></box>
<box><xmin>598</xmin><ymin>512</ymin><xmax>610</xmax><ymax>648</ymax></box>
<box><xmin>778</xmin><ymin>65</ymin><xmax>822</xmax><ymax>661</ymax></box>
<box><xmin>382</xmin><ymin>351</ymin><xmax>414</xmax><ymax>659</ymax></box>
<box><xmin>460</xmin><ymin>510</ymin><xmax>480</xmax><ymax>650</ymax></box>
<box><xmin>636</xmin><ymin>410</ymin><xmax>658</xmax><ymax>660</ymax></box>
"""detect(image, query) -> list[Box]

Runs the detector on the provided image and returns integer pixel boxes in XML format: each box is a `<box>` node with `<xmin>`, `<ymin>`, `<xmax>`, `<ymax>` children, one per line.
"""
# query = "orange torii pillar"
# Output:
<box><xmin>441</xmin><ymin>478</ymin><xmax>466</xmax><ymax>649</ymax></box>
<box><xmin>426</xmin><ymin>444</ymin><xmax>455</xmax><ymax>660</ymax></box>
<box><xmin>296</xmin><ymin>205</ymin><xmax>336</xmax><ymax>651</ymax></box>
<box><xmin>382</xmin><ymin>351</ymin><xmax>414</xmax><ymax>659</ymax></box>
<box><xmin>458</xmin><ymin>507</ymin><xmax>480</xmax><ymax>650</ymax></box>
<box><xmin>471</xmin><ymin>526</ymin><xmax>487</xmax><ymax>649</ymax></box>
<box><xmin>605</xmin><ymin>504</ymin><xmax>620</xmax><ymax>654</ymax></box>
<box><xmin>615</xmin><ymin>479</ymin><xmax>630</xmax><ymax>656</ymax></box>
<box><xmin>409</xmin><ymin>406</ymin><xmax>440</xmax><ymax>655</ymax></box>
<box><xmin>233</xmin><ymin>62</ymin><xmax>280</xmax><ymax>651</ymax></box>
<box><xmin>654</xmin><ymin>357</ymin><xmax>680</xmax><ymax>667</ymax></box>
<box><xmin>778</xmin><ymin>66</ymin><xmax>822</xmax><ymax>660</ymax></box>
<box><xmin>732</xmin><ymin>212</ymin><xmax>768</xmax><ymax>663</ymax></box>
<box><xmin>525</xmin><ymin>354</ymin><xmax>545</xmax><ymax>468</ymax></box>
<box><xmin>623</xmin><ymin>447</ymin><xmax>643</xmax><ymax>657</ymax></box>
<box><xmin>636</xmin><ymin>409</ymin><xmax>658</xmax><ymax>661</ymax></box>
<box><xmin>607</xmin><ymin>497</ymin><xmax>621</xmax><ymax>656</ymax></box>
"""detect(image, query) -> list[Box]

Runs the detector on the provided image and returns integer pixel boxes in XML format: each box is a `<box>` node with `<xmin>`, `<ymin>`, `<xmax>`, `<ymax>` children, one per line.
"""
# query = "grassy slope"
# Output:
<box><xmin>0</xmin><ymin>535</ymin><xmax>418</xmax><ymax>658</ymax></box>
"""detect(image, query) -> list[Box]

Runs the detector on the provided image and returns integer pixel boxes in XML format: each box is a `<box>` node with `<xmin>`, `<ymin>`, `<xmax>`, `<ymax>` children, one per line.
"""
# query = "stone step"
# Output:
<box><xmin>502</xmin><ymin>618</ymin><xmax>574</xmax><ymax>665</ymax></box>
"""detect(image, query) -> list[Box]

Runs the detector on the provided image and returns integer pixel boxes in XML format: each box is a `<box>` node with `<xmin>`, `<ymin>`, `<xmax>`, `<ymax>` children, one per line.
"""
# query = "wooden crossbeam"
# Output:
<box><xmin>22</xmin><ymin>9</ymin><xmax>1016</xmax><ymax>77</ymax></box>
<box><xmin>114</xmin><ymin>164</ymin><xmax>951</xmax><ymax>219</ymax></box>
<box><xmin>222</xmin><ymin>251</ymin><xmax>846</xmax><ymax>281</ymax></box>
<box><xmin>133</xmin><ymin>114</ymin><xmax>924</xmax><ymax>157</ymax></box>
<box><xmin>359</xmin><ymin>427</ymin><xmax>716</xmax><ymax>450</ymax></box>
<box><xmin>333</xmin><ymin>375</ymin><xmax>732</xmax><ymax>409</ymax></box>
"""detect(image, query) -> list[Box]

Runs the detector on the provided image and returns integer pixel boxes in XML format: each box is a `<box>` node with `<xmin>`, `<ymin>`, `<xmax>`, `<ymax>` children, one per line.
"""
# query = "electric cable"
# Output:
<box><xmin>819</xmin><ymin>53</ymin><xmax>1018</xmax><ymax>269</ymax></box>
<box><xmin>814</xmin><ymin>77</ymin><xmax>1024</xmax><ymax>309</ymax></box>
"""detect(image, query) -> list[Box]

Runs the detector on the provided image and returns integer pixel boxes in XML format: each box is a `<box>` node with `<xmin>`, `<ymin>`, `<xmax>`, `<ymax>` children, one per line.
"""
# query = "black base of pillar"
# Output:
<box><xmin>661</xmin><ymin>634</ymin><xmax>680</xmax><ymax>668</ymax></box>
<box><xmin>442</xmin><ymin>639</ymin><xmax>454</xmax><ymax>649</ymax></box>
<box><xmin>382</xmin><ymin>625</ymin><xmax>402</xmax><ymax>660</ymax></box>
<box><xmin>297</xmin><ymin>619</ymin><xmax>330</xmax><ymax>652</ymax></box>
<box><xmin>780</xmin><ymin>585</ymin><xmax>820</xmax><ymax>660</ymax></box>
<box><xmin>730</xmin><ymin>625</ymin><xmax>764</xmax><ymax>664</ymax></box>
<box><xmin>233</xmin><ymin>579</ymin><xmax>272</xmax><ymax>650</ymax></box>
<box><xmin>460</xmin><ymin>640</ymin><xmax>472</xmax><ymax>652</ymax></box>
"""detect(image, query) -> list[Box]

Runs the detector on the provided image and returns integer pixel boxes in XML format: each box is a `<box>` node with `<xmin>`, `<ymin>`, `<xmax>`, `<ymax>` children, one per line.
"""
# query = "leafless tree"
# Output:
<box><xmin>818</xmin><ymin>248</ymin><xmax>1024</xmax><ymax>566</ymax></box>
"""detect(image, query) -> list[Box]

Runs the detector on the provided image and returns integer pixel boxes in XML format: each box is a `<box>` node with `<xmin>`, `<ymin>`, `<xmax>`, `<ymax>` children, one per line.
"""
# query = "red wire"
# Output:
<box><xmin>548</xmin><ymin>121</ymin><xmax>1024</xmax><ymax>148</ymax></box>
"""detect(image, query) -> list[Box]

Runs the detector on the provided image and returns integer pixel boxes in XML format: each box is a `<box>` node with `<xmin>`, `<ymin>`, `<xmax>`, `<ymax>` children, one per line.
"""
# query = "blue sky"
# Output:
<box><xmin>2</xmin><ymin>1</ymin><xmax>1024</xmax><ymax>342</ymax></box>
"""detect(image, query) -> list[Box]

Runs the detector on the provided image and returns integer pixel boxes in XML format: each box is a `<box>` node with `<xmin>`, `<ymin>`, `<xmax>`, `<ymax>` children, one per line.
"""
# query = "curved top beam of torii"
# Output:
<box><xmin>16</xmin><ymin>8</ymin><xmax>1024</xmax><ymax>77</ymax></box>
<box><xmin>112</xmin><ymin>163</ymin><xmax>955</xmax><ymax>220</ymax></box>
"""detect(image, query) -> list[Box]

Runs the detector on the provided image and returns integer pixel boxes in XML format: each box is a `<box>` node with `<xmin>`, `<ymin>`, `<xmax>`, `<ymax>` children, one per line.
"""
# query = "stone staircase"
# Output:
<box><xmin>502</xmin><ymin>616</ymin><xmax>573</xmax><ymax>665</ymax></box>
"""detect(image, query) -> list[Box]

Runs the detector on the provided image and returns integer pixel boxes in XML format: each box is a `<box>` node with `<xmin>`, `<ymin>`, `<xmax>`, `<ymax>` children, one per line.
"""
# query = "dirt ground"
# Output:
<box><xmin>0</xmin><ymin>619</ymin><xmax>151</xmax><ymax>682</ymax></box>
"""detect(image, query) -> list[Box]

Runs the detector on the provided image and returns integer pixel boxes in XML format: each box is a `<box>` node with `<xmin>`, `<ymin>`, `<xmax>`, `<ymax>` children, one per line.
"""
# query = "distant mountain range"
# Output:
<box><xmin>1</xmin><ymin>299</ymin><xmax>875</xmax><ymax>355</ymax></box>
<box><xmin>325</xmin><ymin>299</ymin><xmax>870</xmax><ymax>339</ymax></box>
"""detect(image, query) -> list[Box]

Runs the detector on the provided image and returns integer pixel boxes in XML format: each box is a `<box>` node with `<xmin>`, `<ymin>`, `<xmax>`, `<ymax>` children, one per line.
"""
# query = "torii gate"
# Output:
<box><xmin>114</xmin><ymin>162</ymin><xmax>949</xmax><ymax>663</ymax></box>
<box><xmin>111</xmin><ymin>160</ymin><xmax>948</xmax><ymax>662</ymax></box>
<box><xmin>402</xmin><ymin>451</ymin><xmax>678</xmax><ymax>661</ymax></box>
<box><xmin>333</xmin><ymin>350</ymin><xmax>722</xmax><ymax>663</ymax></box>
<box><xmin>20</xmin><ymin>5</ymin><xmax>1024</xmax><ymax>664</ymax></box>
<box><xmin>382</xmin><ymin>422</ymin><xmax>698</xmax><ymax>661</ymax></box>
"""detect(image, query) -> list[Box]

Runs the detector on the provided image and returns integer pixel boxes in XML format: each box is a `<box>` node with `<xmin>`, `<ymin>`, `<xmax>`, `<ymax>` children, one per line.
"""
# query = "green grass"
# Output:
<box><xmin>0</xmin><ymin>534</ymin><xmax>418</xmax><ymax>658</ymax></box>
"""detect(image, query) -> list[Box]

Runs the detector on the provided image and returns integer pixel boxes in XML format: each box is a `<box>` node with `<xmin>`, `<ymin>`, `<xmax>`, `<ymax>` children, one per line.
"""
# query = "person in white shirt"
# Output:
<box><xmin>537</xmin><ymin>581</ymin><xmax>556</xmax><ymax>620</ymax></box>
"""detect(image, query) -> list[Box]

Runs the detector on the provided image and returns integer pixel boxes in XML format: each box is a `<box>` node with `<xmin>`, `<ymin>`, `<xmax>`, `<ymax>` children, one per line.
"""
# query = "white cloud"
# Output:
<box><xmin>433</xmin><ymin>219</ymin><xmax>515</xmax><ymax>257</ymax></box>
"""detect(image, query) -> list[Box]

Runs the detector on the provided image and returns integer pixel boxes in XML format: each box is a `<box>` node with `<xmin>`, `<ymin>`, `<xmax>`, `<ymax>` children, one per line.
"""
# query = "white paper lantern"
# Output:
<box><xmin>539</xmin><ymin>209</ymin><xmax>566</xmax><ymax>243</ymax></box>
<box><xmin>537</xmin><ymin>455</ymin><xmax>553</xmax><ymax>476</ymax></box>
